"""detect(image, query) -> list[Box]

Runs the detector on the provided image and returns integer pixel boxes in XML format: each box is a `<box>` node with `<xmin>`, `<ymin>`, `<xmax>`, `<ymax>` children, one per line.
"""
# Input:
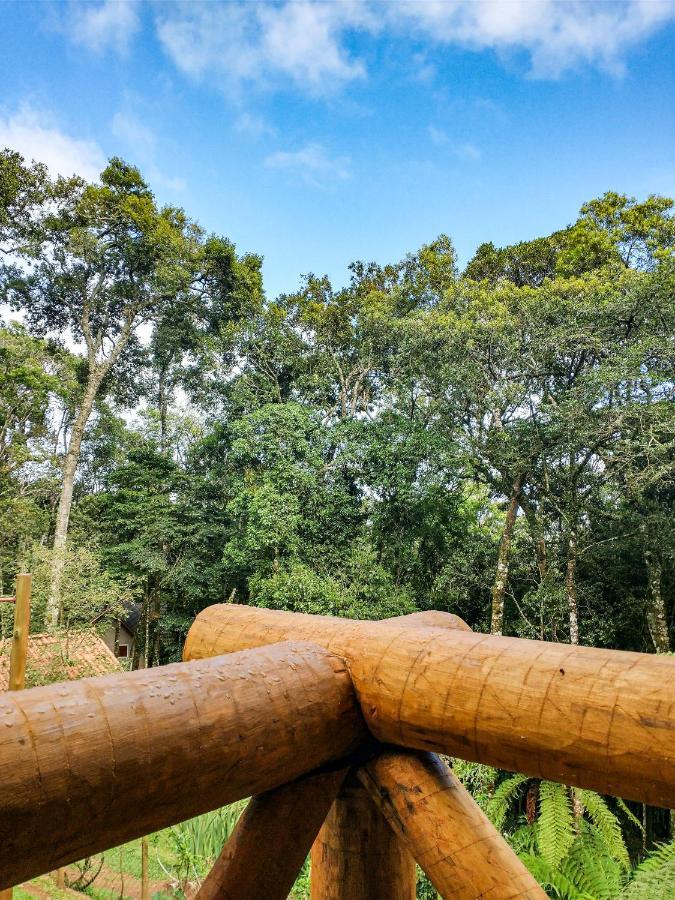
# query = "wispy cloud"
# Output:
<box><xmin>0</xmin><ymin>105</ymin><xmax>105</xmax><ymax>180</ymax></box>
<box><xmin>156</xmin><ymin>1</ymin><xmax>372</xmax><ymax>96</ymax></box>
<box><xmin>69</xmin><ymin>0</ymin><xmax>140</xmax><ymax>54</ymax></box>
<box><xmin>234</xmin><ymin>112</ymin><xmax>277</xmax><ymax>139</ymax></box>
<box><xmin>391</xmin><ymin>0</ymin><xmax>675</xmax><ymax>78</ymax></box>
<box><xmin>111</xmin><ymin>110</ymin><xmax>186</xmax><ymax>191</ymax></box>
<box><xmin>155</xmin><ymin>0</ymin><xmax>675</xmax><ymax>95</ymax></box>
<box><xmin>428</xmin><ymin>125</ymin><xmax>481</xmax><ymax>161</ymax></box>
<box><xmin>264</xmin><ymin>142</ymin><xmax>351</xmax><ymax>188</ymax></box>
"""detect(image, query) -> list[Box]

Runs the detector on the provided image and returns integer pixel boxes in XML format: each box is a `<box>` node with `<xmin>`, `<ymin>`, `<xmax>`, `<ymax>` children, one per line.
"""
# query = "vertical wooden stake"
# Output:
<box><xmin>2</xmin><ymin>574</ymin><xmax>31</xmax><ymax>899</ymax></box>
<box><xmin>8</xmin><ymin>573</ymin><xmax>30</xmax><ymax>692</ymax></box>
<box><xmin>141</xmin><ymin>836</ymin><xmax>149</xmax><ymax>900</ymax></box>
<box><xmin>310</xmin><ymin>773</ymin><xmax>416</xmax><ymax>900</ymax></box>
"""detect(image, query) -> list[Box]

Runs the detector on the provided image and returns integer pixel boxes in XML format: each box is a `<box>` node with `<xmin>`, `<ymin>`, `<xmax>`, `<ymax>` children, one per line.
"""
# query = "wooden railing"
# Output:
<box><xmin>1</xmin><ymin>604</ymin><xmax>673</xmax><ymax>899</ymax></box>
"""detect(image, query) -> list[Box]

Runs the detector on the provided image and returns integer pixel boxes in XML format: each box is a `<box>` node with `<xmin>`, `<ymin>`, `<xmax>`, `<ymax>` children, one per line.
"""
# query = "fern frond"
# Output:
<box><xmin>621</xmin><ymin>842</ymin><xmax>675</xmax><ymax>899</ymax></box>
<box><xmin>519</xmin><ymin>852</ymin><xmax>590</xmax><ymax>899</ymax></box>
<box><xmin>562</xmin><ymin>841</ymin><xmax>623</xmax><ymax>899</ymax></box>
<box><xmin>537</xmin><ymin>781</ymin><xmax>575</xmax><ymax>869</ymax></box>
<box><xmin>509</xmin><ymin>823</ymin><xmax>538</xmax><ymax>855</ymax></box>
<box><xmin>616</xmin><ymin>798</ymin><xmax>643</xmax><ymax>833</ymax></box>
<box><xmin>575</xmin><ymin>789</ymin><xmax>630</xmax><ymax>870</ymax></box>
<box><xmin>486</xmin><ymin>773</ymin><xmax>529</xmax><ymax>829</ymax></box>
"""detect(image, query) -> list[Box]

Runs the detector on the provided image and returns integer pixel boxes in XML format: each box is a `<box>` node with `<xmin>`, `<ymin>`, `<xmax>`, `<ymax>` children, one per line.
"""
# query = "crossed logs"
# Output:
<box><xmin>1</xmin><ymin>606</ymin><xmax>674</xmax><ymax>898</ymax></box>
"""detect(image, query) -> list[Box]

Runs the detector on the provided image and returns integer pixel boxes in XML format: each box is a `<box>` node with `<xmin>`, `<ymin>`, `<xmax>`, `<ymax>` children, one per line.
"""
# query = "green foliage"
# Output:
<box><xmin>621</xmin><ymin>841</ymin><xmax>675</xmax><ymax>898</ymax></box>
<box><xmin>24</xmin><ymin>543</ymin><xmax>129</xmax><ymax>636</ymax></box>
<box><xmin>164</xmin><ymin>802</ymin><xmax>246</xmax><ymax>887</ymax></box>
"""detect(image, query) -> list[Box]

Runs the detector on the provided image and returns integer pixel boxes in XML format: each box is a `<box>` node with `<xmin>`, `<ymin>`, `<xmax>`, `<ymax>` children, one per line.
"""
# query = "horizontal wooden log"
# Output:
<box><xmin>184</xmin><ymin>605</ymin><xmax>675</xmax><ymax>808</ymax></box>
<box><xmin>310</xmin><ymin>773</ymin><xmax>416</xmax><ymax>900</ymax></box>
<box><xmin>197</xmin><ymin>767</ymin><xmax>348</xmax><ymax>900</ymax></box>
<box><xmin>0</xmin><ymin>641</ymin><xmax>367</xmax><ymax>889</ymax></box>
<box><xmin>358</xmin><ymin>749</ymin><xmax>545</xmax><ymax>899</ymax></box>
<box><xmin>385</xmin><ymin>609</ymin><xmax>471</xmax><ymax>631</ymax></box>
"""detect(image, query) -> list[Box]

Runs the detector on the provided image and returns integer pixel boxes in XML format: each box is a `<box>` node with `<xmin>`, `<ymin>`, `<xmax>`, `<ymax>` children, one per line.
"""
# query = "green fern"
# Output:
<box><xmin>486</xmin><ymin>773</ymin><xmax>529</xmax><ymax>829</ymax></box>
<box><xmin>520</xmin><ymin>852</ymin><xmax>593</xmax><ymax>899</ymax></box>
<box><xmin>574</xmin><ymin>789</ymin><xmax>630</xmax><ymax>870</ymax></box>
<box><xmin>615</xmin><ymin>798</ymin><xmax>643</xmax><ymax>833</ymax></box>
<box><xmin>621</xmin><ymin>842</ymin><xmax>675</xmax><ymax>899</ymax></box>
<box><xmin>537</xmin><ymin>781</ymin><xmax>575</xmax><ymax>869</ymax></box>
<box><xmin>561</xmin><ymin>840</ymin><xmax>623</xmax><ymax>899</ymax></box>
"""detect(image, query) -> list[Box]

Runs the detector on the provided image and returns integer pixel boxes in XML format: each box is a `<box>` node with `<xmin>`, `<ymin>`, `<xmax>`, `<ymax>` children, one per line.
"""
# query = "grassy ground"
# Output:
<box><xmin>13</xmin><ymin>815</ymin><xmax>311</xmax><ymax>900</ymax></box>
<box><xmin>15</xmin><ymin>832</ymin><xmax>179</xmax><ymax>900</ymax></box>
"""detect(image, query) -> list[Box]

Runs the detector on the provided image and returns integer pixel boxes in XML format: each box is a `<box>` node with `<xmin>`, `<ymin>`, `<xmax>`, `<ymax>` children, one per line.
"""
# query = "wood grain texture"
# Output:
<box><xmin>310</xmin><ymin>773</ymin><xmax>416</xmax><ymax>900</ymax></box>
<box><xmin>197</xmin><ymin>767</ymin><xmax>348</xmax><ymax>900</ymax></box>
<box><xmin>184</xmin><ymin>605</ymin><xmax>675</xmax><ymax>807</ymax></box>
<box><xmin>8</xmin><ymin>574</ymin><xmax>30</xmax><ymax>692</ymax></box>
<box><xmin>358</xmin><ymin>749</ymin><xmax>545</xmax><ymax>899</ymax></box>
<box><xmin>0</xmin><ymin>641</ymin><xmax>367</xmax><ymax>889</ymax></box>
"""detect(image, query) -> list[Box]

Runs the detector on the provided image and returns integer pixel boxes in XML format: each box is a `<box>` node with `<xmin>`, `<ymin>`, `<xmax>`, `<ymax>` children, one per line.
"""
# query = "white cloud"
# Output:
<box><xmin>70</xmin><ymin>0</ymin><xmax>140</xmax><ymax>54</ymax></box>
<box><xmin>156</xmin><ymin>0</ymin><xmax>675</xmax><ymax>93</ymax></box>
<box><xmin>156</xmin><ymin>1</ymin><xmax>371</xmax><ymax>94</ymax></box>
<box><xmin>0</xmin><ymin>106</ymin><xmax>105</xmax><ymax>180</ymax></box>
<box><xmin>453</xmin><ymin>141</ymin><xmax>481</xmax><ymax>161</ymax></box>
<box><xmin>111</xmin><ymin>110</ymin><xmax>186</xmax><ymax>191</ymax></box>
<box><xmin>392</xmin><ymin>0</ymin><xmax>675</xmax><ymax>77</ymax></box>
<box><xmin>428</xmin><ymin>125</ymin><xmax>481</xmax><ymax>160</ymax></box>
<box><xmin>112</xmin><ymin>111</ymin><xmax>156</xmax><ymax>157</ymax></box>
<box><xmin>428</xmin><ymin>124</ymin><xmax>449</xmax><ymax>146</ymax></box>
<box><xmin>264</xmin><ymin>142</ymin><xmax>351</xmax><ymax>188</ymax></box>
<box><xmin>234</xmin><ymin>112</ymin><xmax>277</xmax><ymax>138</ymax></box>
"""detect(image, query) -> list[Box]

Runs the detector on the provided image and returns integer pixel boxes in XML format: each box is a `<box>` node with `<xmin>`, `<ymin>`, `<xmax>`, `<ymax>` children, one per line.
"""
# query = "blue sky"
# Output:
<box><xmin>1</xmin><ymin>1</ymin><xmax>674</xmax><ymax>298</ymax></box>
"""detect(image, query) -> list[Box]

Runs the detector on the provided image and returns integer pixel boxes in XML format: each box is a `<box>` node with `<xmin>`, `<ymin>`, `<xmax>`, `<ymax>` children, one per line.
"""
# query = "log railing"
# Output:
<box><xmin>1</xmin><ymin>604</ymin><xmax>673</xmax><ymax>898</ymax></box>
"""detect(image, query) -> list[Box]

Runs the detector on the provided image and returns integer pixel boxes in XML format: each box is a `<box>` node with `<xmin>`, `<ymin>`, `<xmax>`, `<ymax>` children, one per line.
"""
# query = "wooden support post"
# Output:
<box><xmin>8</xmin><ymin>573</ymin><xmax>30</xmax><ymax>692</ymax></box>
<box><xmin>141</xmin><ymin>836</ymin><xmax>149</xmax><ymax>900</ymax></box>
<box><xmin>184</xmin><ymin>604</ymin><xmax>675</xmax><ymax>808</ymax></box>
<box><xmin>0</xmin><ymin>574</ymin><xmax>32</xmax><ymax>900</ymax></box>
<box><xmin>198</xmin><ymin>767</ymin><xmax>348</xmax><ymax>900</ymax></box>
<box><xmin>358</xmin><ymin>749</ymin><xmax>545</xmax><ymax>899</ymax></box>
<box><xmin>310</xmin><ymin>773</ymin><xmax>416</xmax><ymax>900</ymax></box>
<box><xmin>0</xmin><ymin>641</ymin><xmax>367</xmax><ymax>888</ymax></box>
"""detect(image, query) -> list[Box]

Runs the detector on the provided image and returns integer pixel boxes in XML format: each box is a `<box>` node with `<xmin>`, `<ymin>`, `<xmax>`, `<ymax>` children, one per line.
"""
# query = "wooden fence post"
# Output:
<box><xmin>7</xmin><ymin>573</ymin><xmax>30</xmax><ymax>693</ymax></box>
<box><xmin>1</xmin><ymin>574</ymin><xmax>31</xmax><ymax>900</ymax></box>
<box><xmin>310</xmin><ymin>773</ymin><xmax>416</xmax><ymax>900</ymax></box>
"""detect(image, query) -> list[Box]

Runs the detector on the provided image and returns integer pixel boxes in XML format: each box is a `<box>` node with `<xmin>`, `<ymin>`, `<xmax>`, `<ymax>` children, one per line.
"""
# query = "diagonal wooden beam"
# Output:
<box><xmin>197</xmin><ymin>766</ymin><xmax>348</xmax><ymax>900</ymax></box>
<box><xmin>357</xmin><ymin>749</ymin><xmax>545</xmax><ymax>900</ymax></box>
<box><xmin>310</xmin><ymin>772</ymin><xmax>416</xmax><ymax>900</ymax></box>
<box><xmin>0</xmin><ymin>641</ymin><xmax>367</xmax><ymax>889</ymax></box>
<box><xmin>184</xmin><ymin>604</ymin><xmax>675</xmax><ymax>807</ymax></box>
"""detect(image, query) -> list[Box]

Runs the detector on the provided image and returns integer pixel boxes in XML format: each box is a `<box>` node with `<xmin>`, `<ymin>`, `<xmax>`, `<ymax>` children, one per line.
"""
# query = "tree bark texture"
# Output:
<box><xmin>0</xmin><ymin>641</ymin><xmax>367</xmax><ymax>888</ymax></box>
<box><xmin>491</xmin><ymin>474</ymin><xmax>524</xmax><ymax>635</ymax></box>
<box><xmin>184</xmin><ymin>605</ymin><xmax>675</xmax><ymax>808</ymax></box>
<box><xmin>48</xmin><ymin>371</ymin><xmax>103</xmax><ymax>626</ymax></box>
<box><xmin>357</xmin><ymin>749</ymin><xmax>545</xmax><ymax>899</ymax></box>
<box><xmin>644</xmin><ymin>548</ymin><xmax>670</xmax><ymax>653</ymax></box>
<box><xmin>310</xmin><ymin>774</ymin><xmax>416</xmax><ymax>900</ymax></box>
<box><xmin>566</xmin><ymin>522</ymin><xmax>580</xmax><ymax>645</ymax></box>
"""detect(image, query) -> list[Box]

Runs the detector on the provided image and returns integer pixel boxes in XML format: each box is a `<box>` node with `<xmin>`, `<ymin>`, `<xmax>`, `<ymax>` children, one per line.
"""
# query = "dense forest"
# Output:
<box><xmin>1</xmin><ymin>150</ymin><xmax>674</xmax><ymax>896</ymax></box>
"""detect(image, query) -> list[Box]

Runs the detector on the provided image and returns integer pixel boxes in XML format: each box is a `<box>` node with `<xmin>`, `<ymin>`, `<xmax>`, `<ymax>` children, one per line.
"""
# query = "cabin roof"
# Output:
<box><xmin>0</xmin><ymin>630</ymin><xmax>121</xmax><ymax>690</ymax></box>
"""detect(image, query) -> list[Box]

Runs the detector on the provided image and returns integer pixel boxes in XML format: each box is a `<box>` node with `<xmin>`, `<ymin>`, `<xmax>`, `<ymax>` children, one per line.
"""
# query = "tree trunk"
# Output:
<box><xmin>491</xmin><ymin>474</ymin><xmax>524</xmax><ymax>635</ymax></box>
<box><xmin>47</xmin><ymin>371</ymin><xmax>103</xmax><ymax>627</ymax></box>
<box><xmin>643</xmin><ymin>548</ymin><xmax>670</xmax><ymax>653</ymax></box>
<box><xmin>566</xmin><ymin>522</ymin><xmax>579</xmax><ymax>645</ymax></box>
<box><xmin>158</xmin><ymin>363</ymin><xmax>169</xmax><ymax>454</ymax></box>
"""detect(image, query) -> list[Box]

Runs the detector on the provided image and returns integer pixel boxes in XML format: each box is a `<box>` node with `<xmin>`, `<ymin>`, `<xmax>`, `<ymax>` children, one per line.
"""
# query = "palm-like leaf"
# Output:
<box><xmin>486</xmin><ymin>773</ymin><xmax>529</xmax><ymax>829</ymax></box>
<box><xmin>621</xmin><ymin>842</ymin><xmax>675</xmax><ymax>899</ymax></box>
<box><xmin>574</xmin><ymin>789</ymin><xmax>630</xmax><ymax>870</ymax></box>
<box><xmin>537</xmin><ymin>781</ymin><xmax>575</xmax><ymax>869</ymax></box>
